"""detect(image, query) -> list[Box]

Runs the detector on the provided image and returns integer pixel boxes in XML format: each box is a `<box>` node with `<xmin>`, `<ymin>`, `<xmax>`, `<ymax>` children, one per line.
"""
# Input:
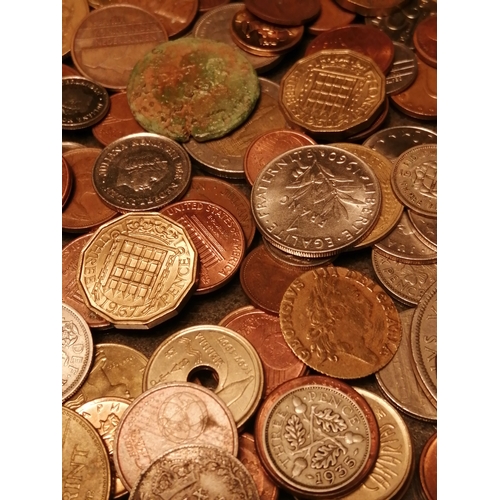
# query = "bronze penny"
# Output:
<box><xmin>71</xmin><ymin>5</ymin><xmax>168</xmax><ymax>90</ymax></box>
<box><xmin>62</xmin><ymin>148</ymin><xmax>118</xmax><ymax>233</ymax></box>
<box><xmin>62</xmin><ymin>64</ymin><xmax>79</xmax><ymax>77</ymax></box>
<box><xmin>419</xmin><ymin>431</ymin><xmax>437</xmax><ymax>500</ymax></box>
<box><xmin>254</xmin><ymin>375</ymin><xmax>380</xmax><ymax>499</ymax></box>
<box><xmin>181</xmin><ymin>176</ymin><xmax>255</xmax><ymax>249</ymax></box>
<box><xmin>161</xmin><ymin>200</ymin><xmax>246</xmax><ymax>294</ymax></box>
<box><xmin>63</xmin><ymin>141</ymin><xmax>86</xmax><ymax>153</ymax></box>
<box><xmin>413</xmin><ymin>14</ymin><xmax>437</xmax><ymax>68</ymax></box>
<box><xmin>244</xmin><ymin>0</ymin><xmax>321</xmax><ymax>26</ymax></box>
<box><xmin>198</xmin><ymin>0</ymin><xmax>231</xmax><ymax>12</ymax></box>
<box><xmin>62</xmin><ymin>156</ymin><xmax>73</xmax><ymax>208</ymax></box>
<box><xmin>219</xmin><ymin>305</ymin><xmax>307</xmax><ymax>396</ymax></box>
<box><xmin>408</xmin><ymin>210</ymin><xmax>437</xmax><ymax>250</ymax></box>
<box><xmin>335</xmin><ymin>0</ymin><xmax>407</xmax><ymax>16</ymax></box>
<box><xmin>92</xmin><ymin>92</ymin><xmax>145</xmax><ymax>147</ymax></box>
<box><xmin>305</xmin><ymin>25</ymin><xmax>395</xmax><ymax>75</ymax></box>
<box><xmin>244</xmin><ymin>129</ymin><xmax>315</xmax><ymax>186</ymax></box>
<box><xmin>307</xmin><ymin>0</ymin><xmax>356</xmax><ymax>36</ymax></box>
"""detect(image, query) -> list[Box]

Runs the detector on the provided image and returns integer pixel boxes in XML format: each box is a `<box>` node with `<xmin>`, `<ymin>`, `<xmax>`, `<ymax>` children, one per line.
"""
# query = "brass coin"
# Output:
<box><xmin>254</xmin><ymin>375</ymin><xmax>380</xmax><ymax>499</ymax></box>
<box><xmin>62</xmin><ymin>0</ymin><xmax>88</xmax><ymax>58</ymax></box>
<box><xmin>62</xmin><ymin>407</ymin><xmax>111</xmax><ymax>500</ymax></box>
<box><xmin>279</xmin><ymin>266</ymin><xmax>402</xmax><ymax>379</ymax></box>
<box><xmin>77</xmin><ymin>212</ymin><xmax>198</xmax><ymax>329</ymax></box>
<box><xmin>143</xmin><ymin>324</ymin><xmax>264</xmax><ymax>429</ymax></box>
<box><xmin>62</xmin><ymin>303</ymin><xmax>94</xmax><ymax>402</ymax></box>
<box><xmin>419</xmin><ymin>431</ymin><xmax>437</xmax><ymax>500</ymax></box>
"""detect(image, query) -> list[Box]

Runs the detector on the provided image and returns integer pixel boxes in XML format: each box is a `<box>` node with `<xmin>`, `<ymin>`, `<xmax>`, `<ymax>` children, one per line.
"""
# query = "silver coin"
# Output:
<box><xmin>385</xmin><ymin>42</ymin><xmax>418</xmax><ymax>95</ymax></box>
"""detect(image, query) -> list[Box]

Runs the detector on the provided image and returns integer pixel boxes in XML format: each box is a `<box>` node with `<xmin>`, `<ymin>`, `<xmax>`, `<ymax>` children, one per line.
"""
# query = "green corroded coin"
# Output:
<box><xmin>127</xmin><ymin>38</ymin><xmax>260</xmax><ymax>143</ymax></box>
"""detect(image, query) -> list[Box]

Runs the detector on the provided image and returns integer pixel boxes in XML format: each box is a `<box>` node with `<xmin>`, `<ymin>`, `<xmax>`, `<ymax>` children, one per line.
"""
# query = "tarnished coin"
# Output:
<box><xmin>279</xmin><ymin>266</ymin><xmax>402</xmax><ymax>379</ymax></box>
<box><xmin>376</xmin><ymin>308</ymin><xmax>437</xmax><ymax>422</ymax></box>
<box><xmin>77</xmin><ymin>212</ymin><xmax>198</xmax><ymax>329</ymax></box>
<box><xmin>64</xmin><ymin>343</ymin><xmax>148</xmax><ymax>410</ymax></box>
<box><xmin>71</xmin><ymin>5</ymin><xmax>168</xmax><ymax>90</ymax></box>
<box><xmin>244</xmin><ymin>0</ymin><xmax>320</xmax><ymax>26</ymax></box>
<box><xmin>76</xmin><ymin>398</ymin><xmax>131</xmax><ymax>499</ymax></box>
<box><xmin>62</xmin><ymin>77</ymin><xmax>110</xmax><ymax>130</ymax></box>
<box><xmin>307</xmin><ymin>0</ymin><xmax>356</xmax><ymax>36</ymax></box>
<box><xmin>391</xmin><ymin>144</ymin><xmax>437</xmax><ymax>217</ymax></box>
<box><xmin>385</xmin><ymin>42</ymin><xmax>418</xmax><ymax>95</ymax></box>
<box><xmin>413</xmin><ymin>14</ymin><xmax>437</xmax><ymax>68</ymax></box>
<box><xmin>251</xmin><ymin>145</ymin><xmax>382</xmax><ymax>257</ymax></box>
<box><xmin>62</xmin><ymin>304</ymin><xmax>94</xmax><ymax>403</ymax></box>
<box><xmin>408</xmin><ymin>210</ymin><xmax>437</xmax><ymax>250</ymax></box>
<box><xmin>127</xmin><ymin>37</ymin><xmax>260</xmax><ymax>142</ymax></box>
<box><xmin>161</xmin><ymin>200</ymin><xmax>246</xmax><ymax>294</ymax></box>
<box><xmin>129</xmin><ymin>444</ymin><xmax>259</xmax><ymax>499</ymax></box>
<box><xmin>419</xmin><ymin>431</ymin><xmax>437</xmax><ymax>500</ymax></box>
<box><xmin>62</xmin><ymin>407</ymin><xmax>111</xmax><ymax>500</ymax></box>
<box><xmin>143</xmin><ymin>325</ymin><xmax>264</xmax><ymax>429</ymax></box>
<box><xmin>336</xmin><ymin>0</ymin><xmax>407</xmax><ymax>16</ymax></box>
<box><xmin>92</xmin><ymin>133</ymin><xmax>192</xmax><ymax>213</ymax></box>
<box><xmin>62</xmin><ymin>0</ymin><xmax>89</xmax><ymax>58</ymax></box>
<box><xmin>254</xmin><ymin>375</ymin><xmax>380</xmax><ymax>499</ymax></box>
<box><xmin>114</xmin><ymin>382</ymin><xmax>238</xmax><ymax>491</ymax></box>
<box><xmin>62</xmin><ymin>156</ymin><xmax>73</xmax><ymax>208</ymax></box>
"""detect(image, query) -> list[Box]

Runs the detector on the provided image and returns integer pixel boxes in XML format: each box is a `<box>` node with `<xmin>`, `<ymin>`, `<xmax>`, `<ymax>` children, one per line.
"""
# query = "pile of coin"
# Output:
<box><xmin>63</xmin><ymin>1</ymin><xmax>437</xmax><ymax>498</ymax></box>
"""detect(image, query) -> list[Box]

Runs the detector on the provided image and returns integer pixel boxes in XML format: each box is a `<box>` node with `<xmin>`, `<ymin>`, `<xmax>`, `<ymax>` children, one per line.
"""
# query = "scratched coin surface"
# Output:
<box><xmin>62</xmin><ymin>303</ymin><xmax>94</xmax><ymax>402</ymax></box>
<box><xmin>143</xmin><ymin>324</ymin><xmax>264</xmax><ymax>429</ymax></box>
<box><xmin>251</xmin><ymin>145</ymin><xmax>382</xmax><ymax>257</ymax></box>
<box><xmin>92</xmin><ymin>133</ymin><xmax>192</xmax><ymax>212</ymax></box>
<box><xmin>279</xmin><ymin>266</ymin><xmax>402</xmax><ymax>379</ymax></box>
<box><xmin>254</xmin><ymin>375</ymin><xmax>379</xmax><ymax>498</ymax></box>
<box><xmin>114</xmin><ymin>382</ymin><xmax>238</xmax><ymax>491</ymax></box>
<box><xmin>127</xmin><ymin>37</ymin><xmax>260</xmax><ymax>142</ymax></box>
<box><xmin>62</xmin><ymin>407</ymin><xmax>111</xmax><ymax>500</ymax></box>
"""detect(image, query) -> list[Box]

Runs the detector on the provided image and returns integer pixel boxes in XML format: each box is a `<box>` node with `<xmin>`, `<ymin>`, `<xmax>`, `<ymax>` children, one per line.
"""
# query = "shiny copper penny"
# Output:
<box><xmin>62</xmin><ymin>148</ymin><xmax>118</xmax><ymax>233</ymax></box>
<box><xmin>62</xmin><ymin>234</ymin><xmax>111</xmax><ymax>329</ymax></box>
<box><xmin>305</xmin><ymin>25</ymin><xmax>395</xmax><ymax>75</ymax></box>
<box><xmin>62</xmin><ymin>0</ymin><xmax>89</xmax><ymax>58</ymax></box>
<box><xmin>335</xmin><ymin>0</ymin><xmax>407</xmax><ymax>16</ymax></box>
<box><xmin>413</xmin><ymin>14</ymin><xmax>437</xmax><ymax>68</ymax></box>
<box><xmin>307</xmin><ymin>0</ymin><xmax>356</xmax><ymax>36</ymax></box>
<box><xmin>62</xmin><ymin>156</ymin><xmax>73</xmax><ymax>208</ymax></box>
<box><xmin>419</xmin><ymin>431</ymin><xmax>437</xmax><ymax>500</ymax></box>
<box><xmin>114</xmin><ymin>382</ymin><xmax>239</xmax><ymax>491</ymax></box>
<box><xmin>254</xmin><ymin>375</ymin><xmax>380</xmax><ymax>499</ymax></box>
<box><xmin>279</xmin><ymin>266</ymin><xmax>402</xmax><ymax>379</ymax></box>
<box><xmin>244</xmin><ymin>0</ymin><xmax>321</xmax><ymax>26</ymax></box>
<box><xmin>231</xmin><ymin>8</ymin><xmax>304</xmax><ymax>57</ymax></box>
<box><xmin>71</xmin><ymin>5</ymin><xmax>168</xmax><ymax>90</ymax></box>
<box><xmin>92</xmin><ymin>133</ymin><xmax>192</xmax><ymax>213</ymax></box>
<box><xmin>244</xmin><ymin>129</ymin><xmax>315</xmax><ymax>186</ymax></box>
<box><xmin>62</xmin><ymin>76</ymin><xmax>110</xmax><ymax>130</ymax></box>
<box><xmin>385</xmin><ymin>42</ymin><xmax>418</xmax><ymax>95</ymax></box>
<box><xmin>219</xmin><ymin>305</ymin><xmax>307</xmax><ymax>396</ymax></box>
<box><xmin>92</xmin><ymin>92</ymin><xmax>145</xmax><ymax>147</ymax></box>
<box><xmin>161</xmin><ymin>200</ymin><xmax>246</xmax><ymax>294</ymax></box>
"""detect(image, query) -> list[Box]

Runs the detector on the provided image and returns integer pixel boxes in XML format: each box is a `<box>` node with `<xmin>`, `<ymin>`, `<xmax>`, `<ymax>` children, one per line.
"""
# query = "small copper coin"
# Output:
<box><xmin>244</xmin><ymin>0</ymin><xmax>320</xmax><ymax>26</ymax></box>
<box><xmin>244</xmin><ymin>129</ymin><xmax>315</xmax><ymax>186</ymax></box>
<box><xmin>92</xmin><ymin>133</ymin><xmax>192</xmax><ymax>213</ymax></box>
<box><xmin>114</xmin><ymin>382</ymin><xmax>239</xmax><ymax>491</ymax></box>
<box><xmin>71</xmin><ymin>5</ymin><xmax>168</xmax><ymax>90</ymax></box>
<box><xmin>419</xmin><ymin>431</ymin><xmax>437</xmax><ymax>500</ymax></box>
<box><xmin>307</xmin><ymin>0</ymin><xmax>356</xmax><ymax>36</ymax></box>
<box><xmin>62</xmin><ymin>77</ymin><xmax>110</xmax><ymax>130</ymax></box>
<box><xmin>198</xmin><ymin>0</ymin><xmax>231</xmax><ymax>12</ymax></box>
<box><xmin>92</xmin><ymin>92</ymin><xmax>145</xmax><ymax>147</ymax></box>
<box><xmin>413</xmin><ymin>14</ymin><xmax>437</xmax><ymax>68</ymax></box>
<box><xmin>385</xmin><ymin>42</ymin><xmax>418</xmax><ymax>95</ymax></box>
<box><xmin>335</xmin><ymin>0</ymin><xmax>407</xmax><ymax>16</ymax></box>
<box><xmin>62</xmin><ymin>148</ymin><xmax>118</xmax><ymax>233</ymax></box>
<box><xmin>63</xmin><ymin>141</ymin><xmax>86</xmax><ymax>153</ymax></box>
<box><xmin>62</xmin><ymin>64</ymin><xmax>80</xmax><ymax>77</ymax></box>
<box><xmin>279</xmin><ymin>266</ymin><xmax>402</xmax><ymax>379</ymax></box>
<box><xmin>254</xmin><ymin>375</ymin><xmax>380</xmax><ymax>499</ymax></box>
<box><xmin>62</xmin><ymin>156</ymin><xmax>73</xmax><ymax>208</ymax></box>
<box><xmin>219</xmin><ymin>305</ymin><xmax>307</xmax><ymax>396</ymax></box>
<box><xmin>305</xmin><ymin>25</ymin><xmax>395</xmax><ymax>75</ymax></box>
<box><xmin>161</xmin><ymin>200</ymin><xmax>246</xmax><ymax>294</ymax></box>
<box><xmin>408</xmin><ymin>210</ymin><xmax>437</xmax><ymax>249</ymax></box>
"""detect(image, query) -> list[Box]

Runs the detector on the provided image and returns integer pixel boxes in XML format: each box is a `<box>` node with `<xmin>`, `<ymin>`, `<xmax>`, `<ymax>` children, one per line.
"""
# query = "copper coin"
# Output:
<box><xmin>244</xmin><ymin>0</ymin><xmax>321</xmax><ymax>26</ymax></box>
<box><xmin>180</xmin><ymin>175</ymin><xmax>256</xmax><ymax>249</ymax></box>
<box><xmin>305</xmin><ymin>25</ymin><xmax>395</xmax><ymax>75</ymax></box>
<box><xmin>62</xmin><ymin>234</ymin><xmax>112</xmax><ymax>329</ymax></box>
<box><xmin>63</xmin><ymin>141</ymin><xmax>86</xmax><ymax>153</ymax></box>
<box><xmin>419</xmin><ymin>431</ymin><xmax>437</xmax><ymax>500</ymax></box>
<box><xmin>198</xmin><ymin>0</ymin><xmax>231</xmax><ymax>12</ymax></box>
<box><xmin>244</xmin><ymin>129</ymin><xmax>315</xmax><ymax>186</ymax></box>
<box><xmin>62</xmin><ymin>64</ymin><xmax>79</xmax><ymax>77</ymax></box>
<box><xmin>390</xmin><ymin>56</ymin><xmax>437</xmax><ymax>120</ymax></box>
<box><xmin>254</xmin><ymin>375</ymin><xmax>380</xmax><ymax>499</ymax></box>
<box><xmin>71</xmin><ymin>5</ymin><xmax>168</xmax><ymax>90</ymax></box>
<box><xmin>335</xmin><ymin>0</ymin><xmax>407</xmax><ymax>16</ymax></box>
<box><xmin>385</xmin><ymin>41</ymin><xmax>418</xmax><ymax>95</ymax></box>
<box><xmin>92</xmin><ymin>133</ymin><xmax>192</xmax><ymax>213</ymax></box>
<box><xmin>413</xmin><ymin>14</ymin><xmax>437</xmax><ymax>68</ymax></box>
<box><xmin>307</xmin><ymin>0</ymin><xmax>356</xmax><ymax>36</ymax></box>
<box><xmin>92</xmin><ymin>92</ymin><xmax>145</xmax><ymax>147</ymax></box>
<box><xmin>161</xmin><ymin>200</ymin><xmax>246</xmax><ymax>294</ymax></box>
<box><xmin>408</xmin><ymin>210</ymin><xmax>437</xmax><ymax>249</ymax></box>
<box><xmin>62</xmin><ymin>156</ymin><xmax>73</xmax><ymax>208</ymax></box>
<box><xmin>62</xmin><ymin>0</ymin><xmax>89</xmax><ymax>58</ymax></box>
<box><xmin>219</xmin><ymin>305</ymin><xmax>307</xmax><ymax>396</ymax></box>
<box><xmin>230</xmin><ymin>8</ymin><xmax>304</xmax><ymax>57</ymax></box>
<box><xmin>62</xmin><ymin>148</ymin><xmax>118</xmax><ymax>233</ymax></box>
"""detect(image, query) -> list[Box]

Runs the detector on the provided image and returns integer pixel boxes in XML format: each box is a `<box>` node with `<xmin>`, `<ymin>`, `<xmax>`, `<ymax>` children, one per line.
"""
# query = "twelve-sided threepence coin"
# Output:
<box><xmin>251</xmin><ymin>145</ymin><xmax>382</xmax><ymax>258</ymax></box>
<box><xmin>77</xmin><ymin>212</ymin><xmax>198</xmax><ymax>329</ymax></box>
<box><xmin>92</xmin><ymin>133</ymin><xmax>192</xmax><ymax>213</ymax></box>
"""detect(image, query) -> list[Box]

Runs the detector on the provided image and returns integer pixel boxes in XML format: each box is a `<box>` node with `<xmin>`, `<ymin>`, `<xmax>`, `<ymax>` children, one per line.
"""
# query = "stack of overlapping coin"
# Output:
<box><xmin>63</xmin><ymin>0</ymin><xmax>438</xmax><ymax>497</ymax></box>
